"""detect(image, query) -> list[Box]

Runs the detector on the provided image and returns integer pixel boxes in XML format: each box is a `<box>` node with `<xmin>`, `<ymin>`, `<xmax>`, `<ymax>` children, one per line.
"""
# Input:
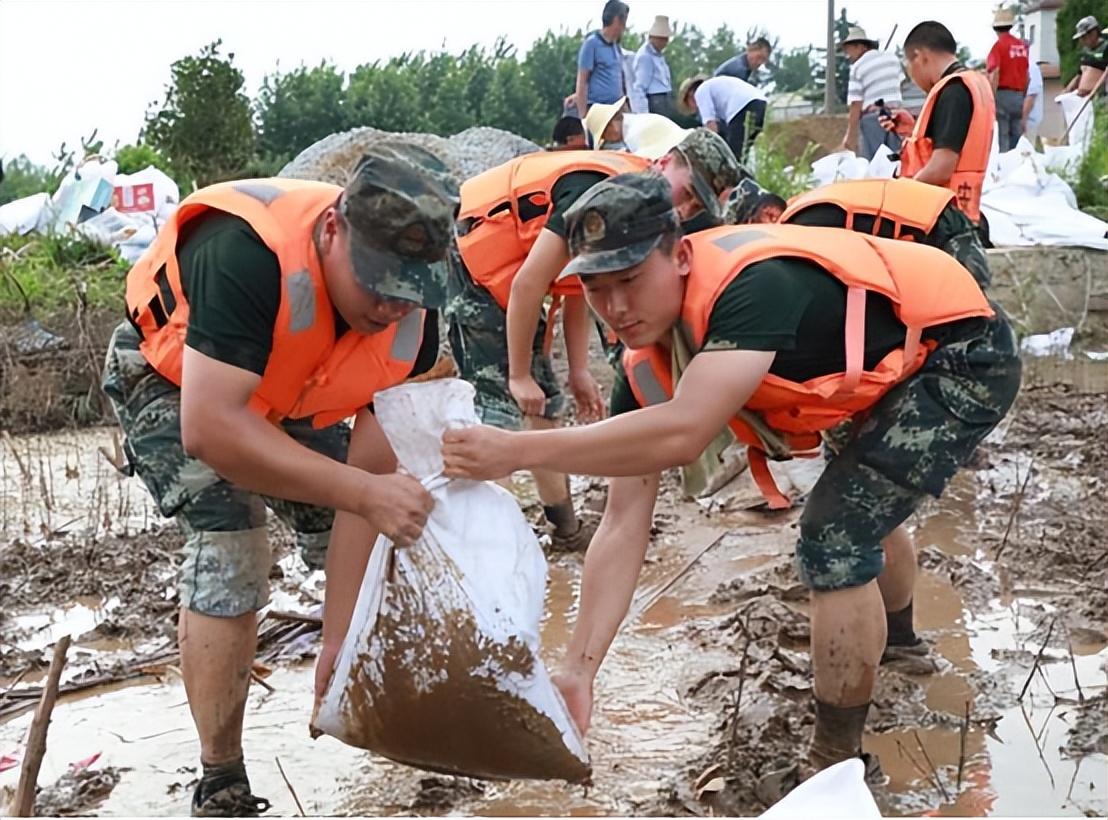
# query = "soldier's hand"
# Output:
<box><xmin>442</xmin><ymin>425</ymin><xmax>520</xmax><ymax>481</ymax></box>
<box><xmin>359</xmin><ymin>472</ymin><xmax>433</xmax><ymax>546</ymax></box>
<box><xmin>568</xmin><ymin>368</ymin><xmax>606</xmax><ymax>424</ymax></box>
<box><xmin>509</xmin><ymin>374</ymin><xmax>547</xmax><ymax>417</ymax></box>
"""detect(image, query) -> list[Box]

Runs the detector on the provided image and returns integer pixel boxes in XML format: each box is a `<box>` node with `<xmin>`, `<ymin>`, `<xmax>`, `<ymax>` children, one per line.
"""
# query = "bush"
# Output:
<box><xmin>1073</xmin><ymin>111</ymin><xmax>1108</xmax><ymax>213</ymax></box>
<box><xmin>0</xmin><ymin>156</ymin><xmax>54</xmax><ymax>206</ymax></box>
<box><xmin>0</xmin><ymin>232</ymin><xmax>128</xmax><ymax>315</ymax></box>
<box><xmin>748</xmin><ymin>131</ymin><xmax>819</xmax><ymax>199</ymax></box>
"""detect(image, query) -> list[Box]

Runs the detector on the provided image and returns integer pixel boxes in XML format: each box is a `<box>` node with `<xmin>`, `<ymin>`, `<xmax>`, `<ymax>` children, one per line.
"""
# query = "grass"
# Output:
<box><xmin>0</xmin><ymin>232</ymin><xmax>128</xmax><ymax>316</ymax></box>
<box><xmin>749</xmin><ymin>130</ymin><xmax>820</xmax><ymax>200</ymax></box>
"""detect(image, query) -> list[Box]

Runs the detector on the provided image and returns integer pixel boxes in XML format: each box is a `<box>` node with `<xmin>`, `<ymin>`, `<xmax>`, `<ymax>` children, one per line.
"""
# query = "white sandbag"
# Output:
<box><xmin>759</xmin><ymin>758</ymin><xmax>880</xmax><ymax>819</ymax></box>
<box><xmin>111</xmin><ymin>166</ymin><xmax>180</xmax><ymax>226</ymax></box>
<box><xmin>313</xmin><ymin>379</ymin><xmax>589</xmax><ymax>783</ymax></box>
<box><xmin>864</xmin><ymin>144</ymin><xmax>899</xmax><ymax>179</ymax></box>
<box><xmin>0</xmin><ymin>193</ymin><xmax>51</xmax><ymax>236</ymax></box>
<box><xmin>811</xmin><ymin>151</ymin><xmax>869</xmax><ymax>186</ymax></box>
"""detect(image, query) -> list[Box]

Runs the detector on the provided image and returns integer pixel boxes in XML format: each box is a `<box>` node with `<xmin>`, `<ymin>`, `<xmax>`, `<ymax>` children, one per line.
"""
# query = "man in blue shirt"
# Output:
<box><xmin>573</xmin><ymin>1</ymin><xmax>630</xmax><ymax>119</ymax></box>
<box><xmin>631</xmin><ymin>15</ymin><xmax>675</xmax><ymax>117</ymax></box>
<box><xmin>715</xmin><ymin>37</ymin><xmax>773</xmax><ymax>85</ymax></box>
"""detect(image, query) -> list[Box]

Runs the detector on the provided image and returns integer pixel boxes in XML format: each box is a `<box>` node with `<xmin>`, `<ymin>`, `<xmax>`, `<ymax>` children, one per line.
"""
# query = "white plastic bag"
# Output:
<box><xmin>312</xmin><ymin>379</ymin><xmax>590</xmax><ymax>782</ymax></box>
<box><xmin>758</xmin><ymin>758</ymin><xmax>880</xmax><ymax>819</ymax></box>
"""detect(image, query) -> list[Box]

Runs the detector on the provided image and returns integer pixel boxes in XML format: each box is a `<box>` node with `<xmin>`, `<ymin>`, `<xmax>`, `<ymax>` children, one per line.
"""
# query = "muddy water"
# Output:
<box><xmin>2</xmin><ymin>427</ymin><xmax>1107</xmax><ymax>816</ymax></box>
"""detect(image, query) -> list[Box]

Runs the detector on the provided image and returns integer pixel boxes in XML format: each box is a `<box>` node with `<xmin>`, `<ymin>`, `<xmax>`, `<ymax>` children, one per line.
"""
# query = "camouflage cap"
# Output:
<box><xmin>342</xmin><ymin>140</ymin><xmax>459</xmax><ymax>309</ymax></box>
<box><xmin>672</xmin><ymin>128</ymin><xmax>746</xmax><ymax>223</ymax></box>
<box><xmin>560</xmin><ymin>173</ymin><xmax>679</xmax><ymax>278</ymax></box>
<box><xmin>723</xmin><ymin>176</ymin><xmax>787</xmax><ymax>224</ymax></box>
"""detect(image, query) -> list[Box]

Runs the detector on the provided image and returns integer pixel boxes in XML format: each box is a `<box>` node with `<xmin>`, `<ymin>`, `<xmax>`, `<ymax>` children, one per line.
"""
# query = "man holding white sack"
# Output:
<box><xmin>102</xmin><ymin>143</ymin><xmax>454</xmax><ymax>816</ymax></box>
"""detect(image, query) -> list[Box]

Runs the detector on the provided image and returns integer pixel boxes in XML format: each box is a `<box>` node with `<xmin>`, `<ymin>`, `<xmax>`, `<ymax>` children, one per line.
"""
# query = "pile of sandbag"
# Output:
<box><xmin>312</xmin><ymin>379</ymin><xmax>590</xmax><ymax>783</ymax></box>
<box><xmin>280</xmin><ymin>126</ymin><xmax>540</xmax><ymax>185</ymax></box>
<box><xmin>0</xmin><ymin>157</ymin><xmax>179</xmax><ymax>262</ymax></box>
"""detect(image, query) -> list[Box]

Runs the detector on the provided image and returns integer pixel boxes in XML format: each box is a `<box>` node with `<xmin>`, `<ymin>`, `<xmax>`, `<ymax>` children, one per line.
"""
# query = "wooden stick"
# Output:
<box><xmin>10</xmin><ymin>635</ymin><xmax>71</xmax><ymax>817</ymax></box>
<box><xmin>1065</xmin><ymin>624</ymin><xmax>1086</xmax><ymax>703</ymax></box>
<box><xmin>275</xmin><ymin>756</ymin><xmax>306</xmax><ymax>817</ymax></box>
<box><xmin>913</xmin><ymin>729</ymin><xmax>950</xmax><ymax>803</ymax></box>
<box><xmin>995</xmin><ymin>457</ymin><xmax>1035</xmax><ymax>561</ymax></box>
<box><xmin>264</xmin><ymin>610</ymin><xmax>322</xmax><ymax>626</ymax></box>
<box><xmin>726</xmin><ymin>640</ymin><xmax>751</xmax><ymax>772</ymax></box>
<box><xmin>957</xmin><ymin>699</ymin><xmax>971</xmax><ymax>791</ymax></box>
<box><xmin>250</xmin><ymin>671</ymin><xmax>276</xmax><ymax>694</ymax></box>
<box><xmin>631</xmin><ymin>534</ymin><xmax>725</xmax><ymax>620</ymax></box>
<box><xmin>1018</xmin><ymin>616</ymin><xmax>1056</xmax><ymax>703</ymax></box>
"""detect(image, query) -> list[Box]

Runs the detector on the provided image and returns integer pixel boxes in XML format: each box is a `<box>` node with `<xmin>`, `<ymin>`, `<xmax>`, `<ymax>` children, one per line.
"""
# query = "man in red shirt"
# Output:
<box><xmin>987</xmin><ymin>7</ymin><xmax>1030</xmax><ymax>151</ymax></box>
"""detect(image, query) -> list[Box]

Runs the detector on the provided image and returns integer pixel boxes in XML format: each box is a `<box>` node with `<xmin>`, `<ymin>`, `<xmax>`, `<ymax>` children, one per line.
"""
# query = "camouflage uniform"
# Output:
<box><xmin>447</xmin><ymin>128</ymin><xmax>744</xmax><ymax>427</ymax></box>
<box><xmin>561</xmin><ymin>174</ymin><xmax>1022</xmax><ymax>593</ymax></box>
<box><xmin>104</xmin><ymin>143</ymin><xmax>458</xmax><ymax>619</ymax></box>
<box><xmin>445</xmin><ymin>250</ymin><xmax>565</xmax><ymax>430</ymax></box>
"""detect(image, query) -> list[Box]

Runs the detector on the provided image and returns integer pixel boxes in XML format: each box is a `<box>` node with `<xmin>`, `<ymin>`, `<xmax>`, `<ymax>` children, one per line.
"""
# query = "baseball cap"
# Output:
<box><xmin>560</xmin><ymin>173</ymin><xmax>680</xmax><ymax>278</ymax></box>
<box><xmin>1073</xmin><ymin>15</ymin><xmax>1100</xmax><ymax>39</ymax></box>
<box><xmin>672</xmin><ymin>128</ymin><xmax>747</xmax><ymax>223</ymax></box>
<box><xmin>341</xmin><ymin>141</ymin><xmax>459</xmax><ymax>308</ymax></box>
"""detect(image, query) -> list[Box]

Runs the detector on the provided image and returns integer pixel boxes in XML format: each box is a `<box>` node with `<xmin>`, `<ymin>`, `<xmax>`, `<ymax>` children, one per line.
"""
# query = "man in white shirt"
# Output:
<box><xmin>1023</xmin><ymin>60</ymin><xmax>1044</xmax><ymax>142</ymax></box>
<box><xmin>837</xmin><ymin>26</ymin><xmax>904</xmax><ymax>159</ymax></box>
<box><xmin>677</xmin><ymin>74</ymin><xmax>768</xmax><ymax>161</ymax></box>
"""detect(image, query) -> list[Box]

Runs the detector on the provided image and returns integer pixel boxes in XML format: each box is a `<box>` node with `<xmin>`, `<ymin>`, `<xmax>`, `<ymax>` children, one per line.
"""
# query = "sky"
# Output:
<box><xmin>0</xmin><ymin>0</ymin><xmax>1006</xmax><ymax>166</ymax></box>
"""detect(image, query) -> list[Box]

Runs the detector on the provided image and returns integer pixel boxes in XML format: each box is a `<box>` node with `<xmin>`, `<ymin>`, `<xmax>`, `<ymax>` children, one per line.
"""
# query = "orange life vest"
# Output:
<box><xmin>455</xmin><ymin>150</ymin><xmax>652</xmax><ymax>309</ymax></box>
<box><xmin>124</xmin><ymin>178</ymin><xmax>424</xmax><ymax>429</ymax></box>
<box><xmin>622</xmin><ymin>224</ymin><xmax>994</xmax><ymax>508</ymax></box>
<box><xmin>781</xmin><ymin>178</ymin><xmax>956</xmax><ymax>239</ymax></box>
<box><xmin>899</xmin><ymin>70</ymin><xmax>995</xmax><ymax>224</ymax></box>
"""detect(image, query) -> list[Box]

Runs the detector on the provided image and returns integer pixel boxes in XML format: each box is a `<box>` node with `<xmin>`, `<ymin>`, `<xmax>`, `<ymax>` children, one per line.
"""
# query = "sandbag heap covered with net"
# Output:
<box><xmin>312</xmin><ymin>379</ymin><xmax>590</xmax><ymax>783</ymax></box>
<box><xmin>279</xmin><ymin>126</ymin><xmax>541</xmax><ymax>185</ymax></box>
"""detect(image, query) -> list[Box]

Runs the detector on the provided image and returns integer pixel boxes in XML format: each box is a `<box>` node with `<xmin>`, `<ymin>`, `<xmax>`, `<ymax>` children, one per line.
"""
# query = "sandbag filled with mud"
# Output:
<box><xmin>312</xmin><ymin>379</ymin><xmax>590</xmax><ymax>783</ymax></box>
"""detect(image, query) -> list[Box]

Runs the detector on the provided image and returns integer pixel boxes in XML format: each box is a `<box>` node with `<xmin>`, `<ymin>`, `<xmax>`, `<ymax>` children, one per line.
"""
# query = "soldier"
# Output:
<box><xmin>442</xmin><ymin>173</ymin><xmax>1020</xmax><ymax>794</ymax></box>
<box><xmin>448</xmin><ymin>129</ymin><xmax>740</xmax><ymax>549</ymax></box>
<box><xmin>103</xmin><ymin>143</ymin><xmax>454</xmax><ymax>815</ymax></box>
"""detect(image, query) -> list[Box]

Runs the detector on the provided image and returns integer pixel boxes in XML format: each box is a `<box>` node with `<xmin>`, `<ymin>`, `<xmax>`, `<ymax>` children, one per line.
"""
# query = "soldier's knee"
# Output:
<box><xmin>178</xmin><ymin>527</ymin><xmax>271</xmax><ymax>617</ymax></box>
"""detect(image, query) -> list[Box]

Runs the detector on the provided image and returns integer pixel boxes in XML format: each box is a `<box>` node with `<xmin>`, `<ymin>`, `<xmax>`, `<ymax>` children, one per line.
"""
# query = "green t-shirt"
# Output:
<box><xmin>609</xmin><ymin>257</ymin><xmax>908</xmax><ymax>415</ymax></box>
<box><xmin>177</xmin><ymin>212</ymin><xmax>437</xmax><ymax>379</ymax></box>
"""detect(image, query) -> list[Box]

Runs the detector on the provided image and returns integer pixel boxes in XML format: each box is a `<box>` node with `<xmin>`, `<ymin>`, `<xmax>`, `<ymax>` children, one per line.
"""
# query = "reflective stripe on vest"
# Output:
<box><xmin>124</xmin><ymin>177</ymin><xmax>423</xmax><ymax>427</ymax></box>
<box><xmin>621</xmin><ymin>222</ymin><xmax>994</xmax><ymax>506</ymax></box>
<box><xmin>456</xmin><ymin>151</ymin><xmax>652</xmax><ymax>309</ymax></box>
<box><xmin>781</xmin><ymin>178</ymin><xmax>957</xmax><ymax>239</ymax></box>
<box><xmin>898</xmin><ymin>71</ymin><xmax>995</xmax><ymax>224</ymax></box>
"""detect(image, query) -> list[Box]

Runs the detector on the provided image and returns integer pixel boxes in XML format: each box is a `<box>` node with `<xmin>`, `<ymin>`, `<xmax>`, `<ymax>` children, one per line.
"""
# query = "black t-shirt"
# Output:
<box><xmin>609</xmin><ymin>257</ymin><xmax>908</xmax><ymax>415</ymax></box>
<box><xmin>1079</xmin><ymin>37</ymin><xmax>1108</xmax><ymax>71</ymax></box>
<box><xmin>544</xmin><ymin>171</ymin><xmax>609</xmax><ymax>237</ymax></box>
<box><xmin>925</xmin><ymin>63</ymin><xmax>974</xmax><ymax>153</ymax></box>
<box><xmin>177</xmin><ymin>211</ymin><xmax>437</xmax><ymax>380</ymax></box>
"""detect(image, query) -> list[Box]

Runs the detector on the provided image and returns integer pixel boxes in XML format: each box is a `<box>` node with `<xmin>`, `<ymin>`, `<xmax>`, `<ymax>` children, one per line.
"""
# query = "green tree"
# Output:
<box><xmin>113</xmin><ymin>143</ymin><xmax>177</xmax><ymax>178</ymax></box>
<box><xmin>483</xmin><ymin>56</ymin><xmax>544</xmax><ymax>141</ymax></box>
<box><xmin>346</xmin><ymin>55</ymin><xmax>432</xmax><ymax>133</ymax></box>
<box><xmin>524</xmin><ymin>29</ymin><xmax>584</xmax><ymax>119</ymax></box>
<box><xmin>812</xmin><ymin>7</ymin><xmax>858</xmax><ymax>109</ymax></box>
<box><xmin>142</xmin><ymin>40</ymin><xmax>255</xmax><ymax>188</ymax></box>
<box><xmin>256</xmin><ymin>61</ymin><xmax>348</xmax><ymax>164</ymax></box>
<box><xmin>0</xmin><ymin>156</ymin><xmax>53</xmax><ymax>206</ymax></box>
<box><xmin>773</xmin><ymin>46</ymin><xmax>817</xmax><ymax>93</ymax></box>
<box><xmin>1057</xmin><ymin>0</ymin><xmax>1108</xmax><ymax>81</ymax></box>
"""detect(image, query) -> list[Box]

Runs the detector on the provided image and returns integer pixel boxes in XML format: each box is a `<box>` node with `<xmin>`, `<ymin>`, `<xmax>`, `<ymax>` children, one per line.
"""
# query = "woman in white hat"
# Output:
<box><xmin>632</xmin><ymin>15</ymin><xmax>677</xmax><ymax>118</ymax></box>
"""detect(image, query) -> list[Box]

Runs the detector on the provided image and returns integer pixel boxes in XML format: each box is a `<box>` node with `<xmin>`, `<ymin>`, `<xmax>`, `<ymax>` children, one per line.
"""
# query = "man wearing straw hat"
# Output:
<box><xmin>632</xmin><ymin>15</ymin><xmax>677</xmax><ymax>118</ymax></box>
<box><xmin>837</xmin><ymin>25</ymin><xmax>904</xmax><ymax>160</ymax></box>
<box><xmin>987</xmin><ymin>6</ymin><xmax>1029</xmax><ymax>152</ymax></box>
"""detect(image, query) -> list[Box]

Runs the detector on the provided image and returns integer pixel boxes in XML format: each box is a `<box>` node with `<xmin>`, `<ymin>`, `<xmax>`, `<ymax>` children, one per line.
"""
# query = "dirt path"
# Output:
<box><xmin>1</xmin><ymin>363</ymin><xmax>1106</xmax><ymax>817</ymax></box>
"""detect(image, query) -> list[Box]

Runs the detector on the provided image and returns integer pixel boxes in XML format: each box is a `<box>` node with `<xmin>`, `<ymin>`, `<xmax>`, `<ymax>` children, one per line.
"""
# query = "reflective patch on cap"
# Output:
<box><xmin>286</xmin><ymin>270</ymin><xmax>316</xmax><ymax>333</ymax></box>
<box><xmin>712</xmin><ymin>229</ymin><xmax>770</xmax><ymax>252</ymax></box>
<box><xmin>389</xmin><ymin>309</ymin><xmax>422</xmax><ymax>362</ymax></box>
<box><xmin>631</xmin><ymin>359</ymin><xmax>670</xmax><ymax>406</ymax></box>
<box><xmin>233</xmin><ymin>182</ymin><xmax>285</xmax><ymax>205</ymax></box>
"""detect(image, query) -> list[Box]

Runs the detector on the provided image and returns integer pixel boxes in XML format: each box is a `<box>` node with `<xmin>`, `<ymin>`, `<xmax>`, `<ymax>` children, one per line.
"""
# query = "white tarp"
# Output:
<box><xmin>807</xmin><ymin>105</ymin><xmax>1108</xmax><ymax>251</ymax></box>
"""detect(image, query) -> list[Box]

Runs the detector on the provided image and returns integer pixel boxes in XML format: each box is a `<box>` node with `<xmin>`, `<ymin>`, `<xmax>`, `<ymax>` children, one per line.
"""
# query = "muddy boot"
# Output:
<box><xmin>546</xmin><ymin>505</ymin><xmax>598</xmax><ymax>553</ymax></box>
<box><xmin>882</xmin><ymin>601</ymin><xmax>941</xmax><ymax>675</ymax></box>
<box><xmin>191</xmin><ymin>758</ymin><xmax>271</xmax><ymax>817</ymax></box>
<box><xmin>755</xmin><ymin>700</ymin><xmax>879</xmax><ymax>806</ymax></box>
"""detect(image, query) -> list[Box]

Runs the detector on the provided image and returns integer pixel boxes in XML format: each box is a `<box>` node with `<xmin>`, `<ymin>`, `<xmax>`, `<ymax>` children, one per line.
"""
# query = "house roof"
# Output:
<box><xmin>1024</xmin><ymin>0</ymin><xmax>1063</xmax><ymax>12</ymax></box>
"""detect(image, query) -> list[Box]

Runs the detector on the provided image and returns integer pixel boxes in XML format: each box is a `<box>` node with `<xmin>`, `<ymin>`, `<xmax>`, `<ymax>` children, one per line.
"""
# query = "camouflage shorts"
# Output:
<box><xmin>445</xmin><ymin>253</ymin><xmax>564</xmax><ymax>430</ymax></box>
<box><xmin>796</xmin><ymin>304</ymin><xmax>1021</xmax><ymax>591</ymax></box>
<box><xmin>101</xmin><ymin>322</ymin><xmax>350</xmax><ymax>617</ymax></box>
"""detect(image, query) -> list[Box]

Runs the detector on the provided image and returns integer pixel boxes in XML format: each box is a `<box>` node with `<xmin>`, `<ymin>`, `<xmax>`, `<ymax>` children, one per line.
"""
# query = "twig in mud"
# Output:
<box><xmin>912</xmin><ymin>729</ymin><xmax>951</xmax><ymax>803</ymax></box>
<box><xmin>2</xmin><ymin>668</ymin><xmax>30</xmax><ymax>697</ymax></box>
<box><xmin>1018</xmin><ymin>616</ymin><xmax>1057</xmax><ymax>703</ymax></box>
<box><xmin>630</xmin><ymin>534</ymin><xmax>726</xmax><ymax>621</ymax></box>
<box><xmin>275</xmin><ymin>756</ymin><xmax>306</xmax><ymax>817</ymax></box>
<box><xmin>726</xmin><ymin>640</ymin><xmax>751</xmax><ymax>772</ymax></box>
<box><xmin>264</xmin><ymin>609</ymin><xmax>322</xmax><ymax>626</ymax></box>
<box><xmin>994</xmin><ymin>456</ymin><xmax>1035</xmax><ymax>562</ymax></box>
<box><xmin>957</xmin><ymin>700</ymin><xmax>971</xmax><ymax>791</ymax></box>
<box><xmin>895</xmin><ymin>738</ymin><xmax>942</xmax><ymax>799</ymax></box>
<box><xmin>10</xmin><ymin>635</ymin><xmax>70</xmax><ymax>817</ymax></box>
<box><xmin>1</xmin><ymin>431</ymin><xmax>30</xmax><ymax>480</ymax></box>
<box><xmin>1064</xmin><ymin>625</ymin><xmax>1086</xmax><ymax>703</ymax></box>
<box><xmin>250</xmin><ymin>671</ymin><xmax>276</xmax><ymax>694</ymax></box>
<box><xmin>1018</xmin><ymin>702</ymin><xmax>1056</xmax><ymax>790</ymax></box>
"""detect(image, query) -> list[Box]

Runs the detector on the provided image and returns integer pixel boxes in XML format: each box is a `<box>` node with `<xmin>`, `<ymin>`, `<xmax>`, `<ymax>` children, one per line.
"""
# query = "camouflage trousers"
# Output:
<box><xmin>445</xmin><ymin>253</ymin><xmax>564</xmax><ymax>430</ymax></box>
<box><xmin>796</xmin><ymin>304</ymin><xmax>1021</xmax><ymax>591</ymax></box>
<box><xmin>101</xmin><ymin>322</ymin><xmax>349</xmax><ymax>617</ymax></box>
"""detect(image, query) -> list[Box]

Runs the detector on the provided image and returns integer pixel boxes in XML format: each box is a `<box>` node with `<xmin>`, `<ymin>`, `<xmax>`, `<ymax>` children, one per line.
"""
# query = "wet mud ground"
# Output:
<box><xmin>1</xmin><ymin>360</ymin><xmax>1106</xmax><ymax>817</ymax></box>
